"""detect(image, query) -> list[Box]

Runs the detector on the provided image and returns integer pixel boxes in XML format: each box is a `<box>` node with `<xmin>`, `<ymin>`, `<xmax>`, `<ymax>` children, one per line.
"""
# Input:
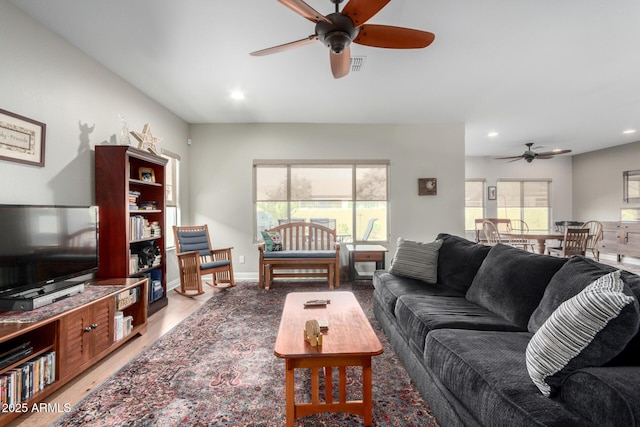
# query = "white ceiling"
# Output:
<box><xmin>10</xmin><ymin>0</ymin><xmax>640</xmax><ymax>157</ymax></box>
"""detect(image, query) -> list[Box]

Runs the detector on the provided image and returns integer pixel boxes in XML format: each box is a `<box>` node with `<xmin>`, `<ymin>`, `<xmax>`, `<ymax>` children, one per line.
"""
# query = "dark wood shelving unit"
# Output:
<box><xmin>95</xmin><ymin>145</ymin><xmax>168</xmax><ymax>315</ymax></box>
<box><xmin>0</xmin><ymin>278</ymin><xmax>148</xmax><ymax>425</ymax></box>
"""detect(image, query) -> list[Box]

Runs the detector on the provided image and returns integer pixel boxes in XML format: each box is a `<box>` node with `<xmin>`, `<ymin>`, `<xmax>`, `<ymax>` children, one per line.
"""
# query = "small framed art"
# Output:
<box><xmin>418</xmin><ymin>178</ymin><xmax>437</xmax><ymax>196</ymax></box>
<box><xmin>0</xmin><ymin>109</ymin><xmax>46</xmax><ymax>167</ymax></box>
<box><xmin>139</xmin><ymin>167</ymin><xmax>156</xmax><ymax>183</ymax></box>
<box><xmin>488</xmin><ymin>186</ymin><xmax>497</xmax><ymax>200</ymax></box>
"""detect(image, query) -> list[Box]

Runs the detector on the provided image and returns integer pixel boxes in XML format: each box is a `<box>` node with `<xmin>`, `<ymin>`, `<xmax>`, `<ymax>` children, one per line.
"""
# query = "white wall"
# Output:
<box><xmin>189</xmin><ymin>123</ymin><xmax>466</xmax><ymax>276</ymax></box>
<box><xmin>572</xmin><ymin>141</ymin><xmax>640</xmax><ymax>221</ymax></box>
<box><xmin>0</xmin><ymin>2</ymin><xmax>191</xmax><ymax>284</ymax></box>
<box><xmin>465</xmin><ymin>155</ymin><xmax>574</xmax><ymax>229</ymax></box>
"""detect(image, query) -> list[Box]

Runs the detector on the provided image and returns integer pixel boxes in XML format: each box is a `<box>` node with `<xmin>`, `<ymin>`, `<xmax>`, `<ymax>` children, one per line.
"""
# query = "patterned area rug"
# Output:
<box><xmin>54</xmin><ymin>281</ymin><xmax>439</xmax><ymax>426</ymax></box>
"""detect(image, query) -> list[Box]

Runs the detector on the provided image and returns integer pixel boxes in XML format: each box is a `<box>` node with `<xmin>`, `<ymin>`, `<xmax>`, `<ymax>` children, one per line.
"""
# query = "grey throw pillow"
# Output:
<box><xmin>528</xmin><ymin>256</ymin><xmax>616</xmax><ymax>332</ymax></box>
<box><xmin>465</xmin><ymin>244</ymin><xmax>567</xmax><ymax>329</ymax></box>
<box><xmin>526</xmin><ymin>271</ymin><xmax>640</xmax><ymax>397</ymax></box>
<box><xmin>388</xmin><ymin>238</ymin><xmax>443</xmax><ymax>284</ymax></box>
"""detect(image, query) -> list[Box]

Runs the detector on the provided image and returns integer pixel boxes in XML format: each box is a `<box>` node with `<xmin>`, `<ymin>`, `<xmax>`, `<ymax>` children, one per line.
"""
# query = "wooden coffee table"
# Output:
<box><xmin>274</xmin><ymin>291</ymin><xmax>383</xmax><ymax>426</ymax></box>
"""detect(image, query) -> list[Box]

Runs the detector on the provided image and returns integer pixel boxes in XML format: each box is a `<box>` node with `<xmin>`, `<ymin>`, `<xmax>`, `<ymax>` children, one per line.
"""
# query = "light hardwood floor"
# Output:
<box><xmin>7</xmin><ymin>288</ymin><xmax>214</xmax><ymax>427</ymax></box>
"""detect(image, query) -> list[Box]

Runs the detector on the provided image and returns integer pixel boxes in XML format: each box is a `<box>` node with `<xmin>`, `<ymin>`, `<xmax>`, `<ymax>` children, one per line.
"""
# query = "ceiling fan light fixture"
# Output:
<box><xmin>325</xmin><ymin>31</ymin><xmax>352</xmax><ymax>54</ymax></box>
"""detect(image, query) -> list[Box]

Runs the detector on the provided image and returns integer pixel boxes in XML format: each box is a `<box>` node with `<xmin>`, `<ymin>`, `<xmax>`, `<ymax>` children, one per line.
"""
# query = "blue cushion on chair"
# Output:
<box><xmin>263</xmin><ymin>250</ymin><xmax>335</xmax><ymax>259</ymax></box>
<box><xmin>176</xmin><ymin>229</ymin><xmax>210</xmax><ymax>256</ymax></box>
<box><xmin>201</xmin><ymin>260</ymin><xmax>231</xmax><ymax>270</ymax></box>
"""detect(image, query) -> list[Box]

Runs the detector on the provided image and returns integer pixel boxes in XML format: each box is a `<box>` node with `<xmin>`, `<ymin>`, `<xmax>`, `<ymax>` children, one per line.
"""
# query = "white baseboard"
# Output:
<box><xmin>235</xmin><ymin>272</ymin><xmax>260</xmax><ymax>281</ymax></box>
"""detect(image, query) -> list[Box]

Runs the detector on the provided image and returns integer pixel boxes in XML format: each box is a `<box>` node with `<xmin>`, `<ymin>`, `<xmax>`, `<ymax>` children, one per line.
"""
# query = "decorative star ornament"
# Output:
<box><xmin>131</xmin><ymin>123</ymin><xmax>162</xmax><ymax>155</ymax></box>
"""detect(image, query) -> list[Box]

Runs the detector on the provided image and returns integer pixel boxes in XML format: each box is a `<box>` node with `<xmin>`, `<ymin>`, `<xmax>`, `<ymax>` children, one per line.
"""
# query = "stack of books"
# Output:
<box><xmin>114</xmin><ymin>312</ymin><xmax>134</xmax><ymax>342</ymax></box>
<box><xmin>129</xmin><ymin>190</ymin><xmax>141</xmax><ymax>211</ymax></box>
<box><xmin>149</xmin><ymin>221</ymin><xmax>161</xmax><ymax>238</ymax></box>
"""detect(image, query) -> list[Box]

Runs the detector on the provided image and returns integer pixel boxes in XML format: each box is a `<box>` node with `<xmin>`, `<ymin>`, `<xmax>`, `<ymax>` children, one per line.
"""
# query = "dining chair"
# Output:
<box><xmin>507</xmin><ymin>219</ymin><xmax>535</xmax><ymax>252</ymax></box>
<box><xmin>547</xmin><ymin>228</ymin><xmax>589</xmax><ymax>258</ymax></box>
<box><xmin>475</xmin><ymin>218</ymin><xmax>511</xmax><ymax>242</ymax></box>
<box><xmin>173</xmin><ymin>224</ymin><xmax>235</xmax><ymax>296</ymax></box>
<box><xmin>482</xmin><ymin>220</ymin><xmax>503</xmax><ymax>246</ymax></box>
<box><xmin>581</xmin><ymin>220</ymin><xmax>603</xmax><ymax>260</ymax></box>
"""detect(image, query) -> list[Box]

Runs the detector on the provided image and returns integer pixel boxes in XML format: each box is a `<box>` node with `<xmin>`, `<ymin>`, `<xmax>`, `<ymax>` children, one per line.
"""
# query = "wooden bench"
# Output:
<box><xmin>258</xmin><ymin>222</ymin><xmax>340</xmax><ymax>291</ymax></box>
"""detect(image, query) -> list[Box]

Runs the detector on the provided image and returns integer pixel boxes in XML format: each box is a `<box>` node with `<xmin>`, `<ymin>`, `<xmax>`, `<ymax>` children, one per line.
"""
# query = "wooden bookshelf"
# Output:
<box><xmin>95</xmin><ymin>145</ymin><xmax>168</xmax><ymax>315</ymax></box>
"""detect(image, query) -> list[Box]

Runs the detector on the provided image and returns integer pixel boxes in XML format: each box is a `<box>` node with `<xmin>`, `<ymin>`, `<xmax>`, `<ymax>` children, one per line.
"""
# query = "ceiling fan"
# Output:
<box><xmin>249</xmin><ymin>0</ymin><xmax>435</xmax><ymax>79</ymax></box>
<box><xmin>495</xmin><ymin>143</ymin><xmax>572</xmax><ymax>163</ymax></box>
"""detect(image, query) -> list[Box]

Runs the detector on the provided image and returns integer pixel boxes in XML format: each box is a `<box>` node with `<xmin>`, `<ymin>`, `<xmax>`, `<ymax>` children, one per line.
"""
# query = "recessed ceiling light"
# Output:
<box><xmin>623</xmin><ymin>129</ymin><xmax>636</xmax><ymax>134</ymax></box>
<box><xmin>488</xmin><ymin>132</ymin><xmax>499</xmax><ymax>137</ymax></box>
<box><xmin>230</xmin><ymin>90</ymin><xmax>245</xmax><ymax>100</ymax></box>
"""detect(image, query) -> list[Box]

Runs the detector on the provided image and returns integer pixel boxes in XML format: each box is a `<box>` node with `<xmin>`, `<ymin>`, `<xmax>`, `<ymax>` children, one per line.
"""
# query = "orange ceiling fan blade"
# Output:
<box><xmin>277</xmin><ymin>0</ymin><xmax>332</xmax><ymax>23</ymax></box>
<box><xmin>330</xmin><ymin>47</ymin><xmax>351</xmax><ymax>79</ymax></box>
<box><xmin>341</xmin><ymin>0</ymin><xmax>390</xmax><ymax>27</ymax></box>
<box><xmin>250</xmin><ymin>35</ymin><xmax>317</xmax><ymax>56</ymax></box>
<box><xmin>353</xmin><ymin>24</ymin><xmax>435</xmax><ymax>49</ymax></box>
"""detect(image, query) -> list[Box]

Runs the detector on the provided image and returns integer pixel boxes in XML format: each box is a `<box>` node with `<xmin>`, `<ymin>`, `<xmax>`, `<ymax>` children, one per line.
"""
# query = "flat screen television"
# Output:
<box><xmin>0</xmin><ymin>205</ymin><xmax>99</xmax><ymax>308</ymax></box>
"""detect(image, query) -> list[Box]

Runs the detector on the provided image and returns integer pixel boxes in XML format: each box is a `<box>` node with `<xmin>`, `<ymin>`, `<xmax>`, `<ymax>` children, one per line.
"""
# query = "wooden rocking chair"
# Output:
<box><xmin>173</xmin><ymin>225</ymin><xmax>235</xmax><ymax>296</ymax></box>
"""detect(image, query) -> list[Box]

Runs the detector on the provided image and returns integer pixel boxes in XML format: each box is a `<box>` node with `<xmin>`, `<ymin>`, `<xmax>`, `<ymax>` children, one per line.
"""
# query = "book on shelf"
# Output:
<box><xmin>114</xmin><ymin>312</ymin><xmax>124</xmax><ymax>342</ymax></box>
<box><xmin>129</xmin><ymin>253</ymin><xmax>139</xmax><ymax>273</ymax></box>
<box><xmin>125</xmin><ymin>315</ymin><xmax>133</xmax><ymax>336</ymax></box>
<box><xmin>0</xmin><ymin>351</ymin><xmax>55</xmax><ymax>406</ymax></box>
<box><xmin>114</xmin><ymin>312</ymin><xmax>135</xmax><ymax>342</ymax></box>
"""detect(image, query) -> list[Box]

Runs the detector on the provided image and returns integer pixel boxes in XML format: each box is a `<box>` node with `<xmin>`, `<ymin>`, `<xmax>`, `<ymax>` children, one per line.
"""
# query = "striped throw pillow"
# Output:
<box><xmin>388</xmin><ymin>238</ymin><xmax>442</xmax><ymax>284</ymax></box>
<box><xmin>526</xmin><ymin>270</ymin><xmax>639</xmax><ymax>396</ymax></box>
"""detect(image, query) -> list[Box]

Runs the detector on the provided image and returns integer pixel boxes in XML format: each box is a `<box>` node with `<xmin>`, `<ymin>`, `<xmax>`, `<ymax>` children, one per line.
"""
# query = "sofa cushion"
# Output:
<box><xmin>388</xmin><ymin>238</ymin><xmax>442</xmax><ymax>284</ymax></box>
<box><xmin>528</xmin><ymin>256</ymin><xmax>615</xmax><ymax>332</ymax></box>
<box><xmin>561</xmin><ymin>366</ymin><xmax>640</xmax><ymax>427</ymax></box>
<box><xmin>527</xmin><ymin>256</ymin><xmax>640</xmax><ymax>366</ymax></box>
<box><xmin>425</xmin><ymin>329</ymin><xmax>588</xmax><ymax>426</ymax></box>
<box><xmin>394</xmin><ymin>294</ymin><xmax>522</xmax><ymax>356</ymax></box>
<box><xmin>465</xmin><ymin>244</ymin><xmax>567</xmax><ymax>329</ymax></box>
<box><xmin>525</xmin><ymin>271</ymin><xmax>640</xmax><ymax>396</ymax></box>
<box><xmin>612</xmin><ymin>270</ymin><xmax>640</xmax><ymax>366</ymax></box>
<box><xmin>372</xmin><ymin>271</ymin><xmax>465</xmax><ymax>318</ymax></box>
<box><xmin>436</xmin><ymin>233</ymin><xmax>492</xmax><ymax>293</ymax></box>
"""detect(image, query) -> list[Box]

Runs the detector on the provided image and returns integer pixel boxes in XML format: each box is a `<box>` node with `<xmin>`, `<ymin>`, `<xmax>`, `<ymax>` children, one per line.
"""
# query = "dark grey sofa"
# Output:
<box><xmin>373</xmin><ymin>233</ymin><xmax>640</xmax><ymax>427</ymax></box>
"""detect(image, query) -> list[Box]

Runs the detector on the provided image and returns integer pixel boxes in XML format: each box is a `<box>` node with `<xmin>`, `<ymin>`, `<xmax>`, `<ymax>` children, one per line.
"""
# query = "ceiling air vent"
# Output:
<box><xmin>350</xmin><ymin>56</ymin><xmax>366</xmax><ymax>72</ymax></box>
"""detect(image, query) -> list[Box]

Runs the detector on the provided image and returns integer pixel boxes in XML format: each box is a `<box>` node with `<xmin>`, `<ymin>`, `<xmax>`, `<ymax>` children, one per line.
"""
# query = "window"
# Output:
<box><xmin>497</xmin><ymin>179</ymin><xmax>550</xmax><ymax>232</ymax></box>
<box><xmin>254</xmin><ymin>160</ymin><xmax>389</xmax><ymax>243</ymax></box>
<box><xmin>465</xmin><ymin>180</ymin><xmax>485</xmax><ymax>232</ymax></box>
<box><xmin>161</xmin><ymin>149</ymin><xmax>180</xmax><ymax>249</ymax></box>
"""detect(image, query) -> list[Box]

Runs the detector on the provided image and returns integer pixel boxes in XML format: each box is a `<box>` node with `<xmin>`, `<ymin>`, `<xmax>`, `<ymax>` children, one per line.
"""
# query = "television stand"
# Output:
<box><xmin>0</xmin><ymin>277</ymin><xmax>148</xmax><ymax>425</ymax></box>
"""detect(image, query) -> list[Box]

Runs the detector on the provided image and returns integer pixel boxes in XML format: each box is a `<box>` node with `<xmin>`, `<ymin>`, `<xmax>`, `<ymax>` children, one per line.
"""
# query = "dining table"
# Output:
<box><xmin>502</xmin><ymin>231</ymin><xmax>565</xmax><ymax>254</ymax></box>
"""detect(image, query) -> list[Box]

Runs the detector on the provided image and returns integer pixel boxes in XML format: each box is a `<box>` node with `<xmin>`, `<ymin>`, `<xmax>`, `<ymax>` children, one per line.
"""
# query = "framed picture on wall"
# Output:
<box><xmin>418</xmin><ymin>178</ymin><xmax>437</xmax><ymax>196</ymax></box>
<box><xmin>488</xmin><ymin>186</ymin><xmax>497</xmax><ymax>200</ymax></box>
<box><xmin>0</xmin><ymin>109</ymin><xmax>46</xmax><ymax>167</ymax></box>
